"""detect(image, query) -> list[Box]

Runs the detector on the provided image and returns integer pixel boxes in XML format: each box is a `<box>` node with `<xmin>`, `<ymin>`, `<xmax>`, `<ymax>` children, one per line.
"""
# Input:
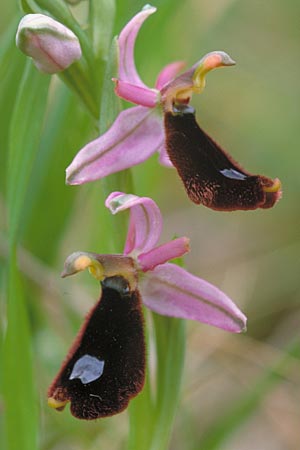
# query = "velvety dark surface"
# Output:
<box><xmin>164</xmin><ymin>108</ymin><xmax>278</xmax><ymax>211</ymax></box>
<box><xmin>48</xmin><ymin>276</ymin><xmax>145</xmax><ymax>420</ymax></box>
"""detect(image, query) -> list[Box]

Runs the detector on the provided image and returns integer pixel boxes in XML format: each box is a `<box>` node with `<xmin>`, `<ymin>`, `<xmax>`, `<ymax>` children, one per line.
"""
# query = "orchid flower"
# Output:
<box><xmin>48</xmin><ymin>192</ymin><xmax>246</xmax><ymax>420</ymax></box>
<box><xmin>66</xmin><ymin>5</ymin><xmax>281</xmax><ymax>211</ymax></box>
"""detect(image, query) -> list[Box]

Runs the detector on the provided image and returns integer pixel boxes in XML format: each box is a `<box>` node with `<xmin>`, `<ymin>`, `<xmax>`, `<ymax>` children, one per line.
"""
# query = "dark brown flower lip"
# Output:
<box><xmin>164</xmin><ymin>106</ymin><xmax>282</xmax><ymax>211</ymax></box>
<box><xmin>48</xmin><ymin>275</ymin><xmax>145</xmax><ymax>420</ymax></box>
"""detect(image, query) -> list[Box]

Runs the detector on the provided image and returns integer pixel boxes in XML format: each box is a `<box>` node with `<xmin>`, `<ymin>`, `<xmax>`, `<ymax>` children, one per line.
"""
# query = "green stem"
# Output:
<box><xmin>127</xmin><ymin>314</ymin><xmax>156</xmax><ymax>450</ymax></box>
<box><xmin>127</xmin><ymin>314</ymin><xmax>186</xmax><ymax>450</ymax></box>
<box><xmin>97</xmin><ymin>40</ymin><xmax>187</xmax><ymax>443</ymax></box>
<box><xmin>59</xmin><ymin>63</ymin><xmax>99</xmax><ymax>120</ymax></box>
<box><xmin>151</xmin><ymin>315</ymin><xmax>186</xmax><ymax>450</ymax></box>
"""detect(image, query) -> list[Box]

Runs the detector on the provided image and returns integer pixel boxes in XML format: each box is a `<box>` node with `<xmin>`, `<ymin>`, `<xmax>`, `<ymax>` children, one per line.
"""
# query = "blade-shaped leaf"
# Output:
<box><xmin>6</xmin><ymin>60</ymin><xmax>50</xmax><ymax>242</ymax></box>
<box><xmin>0</xmin><ymin>18</ymin><xmax>26</xmax><ymax>193</ymax></box>
<box><xmin>3</xmin><ymin>249</ymin><xmax>38</xmax><ymax>450</ymax></box>
<box><xmin>21</xmin><ymin>82</ymin><xmax>93</xmax><ymax>263</ymax></box>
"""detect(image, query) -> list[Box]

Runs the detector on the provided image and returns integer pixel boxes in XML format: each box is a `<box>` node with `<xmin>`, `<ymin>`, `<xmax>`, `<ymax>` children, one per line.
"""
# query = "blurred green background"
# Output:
<box><xmin>0</xmin><ymin>1</ymin><xmax>299</xmax><ymax>449</ymax></box>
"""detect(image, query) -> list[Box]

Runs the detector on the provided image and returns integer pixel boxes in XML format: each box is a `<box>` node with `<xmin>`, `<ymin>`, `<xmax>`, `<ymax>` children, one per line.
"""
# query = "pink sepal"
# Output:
<box><xmin>140</xmin><ymin>263</ymin><xmax>247</xmax><ymax>333</ymax></box>
<box><xmin>66</xmin><ymin>106</ymin><xmax>164</xmax><ymax>185</ymax></box>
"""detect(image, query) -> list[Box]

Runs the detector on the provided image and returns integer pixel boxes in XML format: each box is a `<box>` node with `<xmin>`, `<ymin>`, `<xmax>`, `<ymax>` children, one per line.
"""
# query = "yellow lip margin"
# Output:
<box><xmin>48</xmin><ymin>396</ymin><xmax>69</xmax><ymax>411</ymax></box>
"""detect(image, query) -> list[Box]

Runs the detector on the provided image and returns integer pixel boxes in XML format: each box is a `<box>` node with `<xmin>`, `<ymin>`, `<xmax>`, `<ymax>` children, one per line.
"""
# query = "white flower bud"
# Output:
<box><xmin>16</xmin><ymin>14</ymin><xmax>82</xmax><ymax>74</ymax></box>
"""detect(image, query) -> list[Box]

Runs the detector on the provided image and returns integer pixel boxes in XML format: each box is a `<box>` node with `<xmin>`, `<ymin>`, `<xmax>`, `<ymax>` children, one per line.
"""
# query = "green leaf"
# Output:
<box><xmin>21</xmin><ymin>81</ymin><xmax>94</xmax><ymax>263</ymax></box>
<box><xmin>3</xmin><ymin>248</ymin><xmax>38</xmax><ymax>450</ymax></box>
<box><xmin>0</xmin><ymin>17</ymin><xmax>26</xmax><ymax>194</ymax></box>
<box><xmin>6</xmin><ymin>60</ymin><xmax>50</xmax><ymax>242</ymax></box>
<box><xmin>19</xmin><ymin>0</ymin><xmax>34</xmax><ymax>14</ymax></box>
<box><xmin>59</xmin><ymin>63</ymin><xmax>100</xmax><ymax>120</ymax></box>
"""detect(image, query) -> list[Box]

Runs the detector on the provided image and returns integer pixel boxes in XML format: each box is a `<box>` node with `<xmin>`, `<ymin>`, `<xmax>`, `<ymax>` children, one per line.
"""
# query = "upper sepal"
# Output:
<box><xmin>117</xmin><ymin>5</ymin><xmax>156</xmax><ymax>87</ymax></box>
<box><xmin>105</xmin><ymin>191</ymin><xmax>163</xmax><ymax>255</ymax></box>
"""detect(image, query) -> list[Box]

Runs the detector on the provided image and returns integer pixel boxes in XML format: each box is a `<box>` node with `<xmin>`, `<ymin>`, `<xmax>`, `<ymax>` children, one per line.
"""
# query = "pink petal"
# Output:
<box><xmin>105</xmin><ymin>192</ymin><xmax>162</xmax><ymax>255</ymax></box>
<box><xmin>118</xmin><ymin>5</ymin><xmax>156</xmax><ymax>87</ymax></box>
<box><xmin>138</xmin><ymin>237</ymin><xmax>190</xmax><ymax>271</ymax></box>
<box><xmin>155</xmin><ymin>61</ymin><xmax>186</xmax><ymax>90</ymax></box>
<box><xmin>114</xmin><ymin>79</ymin><xmax>158</xmax><ymax>107</ymax></box>
<box><xmin>140</xmin><ymin>263</ymin><xmax>247</xmax><ymax>333</ymax></box>
<box><xmin>66</xmin><ymin>106</ymin><xmax>164</xmax><ymax>185</ymax></box>
<box><xmin>158</xmin><ymin>143</ymin><xmax>174</xmax><ymax>168</ymax></box>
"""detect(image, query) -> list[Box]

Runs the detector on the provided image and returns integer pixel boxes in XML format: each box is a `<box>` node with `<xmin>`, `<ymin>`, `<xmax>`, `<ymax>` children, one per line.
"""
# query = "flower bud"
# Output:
<box><xmin>16</xmin><ymin>14</ymin><xmax>82</xmax><ymax>74</ymax></box>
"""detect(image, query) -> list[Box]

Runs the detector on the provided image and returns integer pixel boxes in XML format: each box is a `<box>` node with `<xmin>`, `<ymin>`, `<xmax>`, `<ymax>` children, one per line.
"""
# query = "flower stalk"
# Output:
<box><xmin>98</xmin><ymin>35</ymin><xmax>186</xmax><ymax>442</ymax></box>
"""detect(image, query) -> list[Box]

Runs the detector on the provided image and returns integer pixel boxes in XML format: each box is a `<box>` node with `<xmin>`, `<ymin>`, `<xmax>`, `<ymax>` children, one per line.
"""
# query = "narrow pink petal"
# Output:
<box><xmin>155</xmin><ymin>61</ymin><xmax>186</xmax><ymax>90</ymax></box>
<box><xmin>114</xmin><ymin>79</ymin><xmax>158</xmax><ymax>107</ymax></box>
<box><xmin>140</xmin><ymin>263</ymin><xmax>247</xmax><ymax>333</ymax></box>
<box><xmin>66</xmin><ymin>106</ymin><xmax>164</xmax><ymax>185</ymax></box>
<box><xmin>105</xmin><ymin>192</ymin><xmax>162</xmax><ymax>255</ymax></box>
<box><xmin>158</xmin><ymin>143</ymin><xmax>174</xmax><ymax>168</ymax></box>
<box><xmin>138</xmin><ymin>237</ymin><xmax>190</xmax><ymax>271</ymax></box>
<box><xmin>118</xmin><ymin>5</ymin><xmax>156</xmax><ymax>87</ymax></box>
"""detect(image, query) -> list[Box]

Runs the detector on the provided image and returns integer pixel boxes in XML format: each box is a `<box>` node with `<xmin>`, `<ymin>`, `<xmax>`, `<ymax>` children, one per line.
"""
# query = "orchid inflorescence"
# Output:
<box><xmin>15</xmin><ymin>4</ymin><xmax>281</xmax><ymax>421</ymax></box>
